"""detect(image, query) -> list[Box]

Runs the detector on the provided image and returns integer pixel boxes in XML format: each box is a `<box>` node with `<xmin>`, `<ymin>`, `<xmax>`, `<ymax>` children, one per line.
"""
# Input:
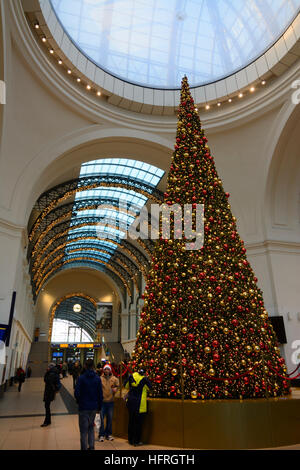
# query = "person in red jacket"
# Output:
<box><xmin>16</xmin><ymin>366</ymin><xmax>26</xmax><ymax>392</ymax></box>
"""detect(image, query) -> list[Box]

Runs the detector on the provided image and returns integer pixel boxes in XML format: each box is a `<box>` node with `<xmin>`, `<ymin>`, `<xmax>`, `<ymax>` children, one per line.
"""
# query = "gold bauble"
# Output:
<box><xmin>162</xmin><ymin>348</ymin><xmax>168</xmax><ymax>355</ymax></box>
<box><xmin>204</xmin><ymin>347</ymin><xmax>211</xmax><ymax>354</ymax></box>
<box><xmin>208</xmin><ymin>368</ymin><xmax>215</xmax><ymax>376</ymax></box>
<box><xmin>182</xmin><ymin>327</ymin><xmax>188</xmax><ymax>334</ymax></box>
<box><xmin>171</xmin><ymin>368</ymin><xmax>178</xmax><ymax>376</ymax></box>
<box><xmin>191</xmin><ymin>391</ymin><xmax>198</xmax><ymax>399</ymax></box>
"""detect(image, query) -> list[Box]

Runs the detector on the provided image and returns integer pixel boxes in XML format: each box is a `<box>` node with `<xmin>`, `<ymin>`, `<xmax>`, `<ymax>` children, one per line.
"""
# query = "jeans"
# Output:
<box><xmin>78</xmin><ymin>410</ymin><xmax>97</xmax><ymax>450</ymax></box>
<box><xmin>99</xmin><ymin>402</ymin><xmax>114</xmax><ymax>437</ymax></box>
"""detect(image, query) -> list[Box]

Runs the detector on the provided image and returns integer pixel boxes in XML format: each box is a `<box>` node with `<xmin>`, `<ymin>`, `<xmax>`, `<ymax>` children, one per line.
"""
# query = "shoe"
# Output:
<box><xmin>106</xmin><ymin>435</ymin><xmax>114</xmax><ymax>441</ymax></box>
<box><xmin>40</xmin><ymin>423</ymin><xmax>50</xmax><ymax>427</ymax></box>
<box><xmin>98</xmin><ymin>436</ymin><xmax>105</xmax><ymax>442</ymax></box>
<box><xmin>134</xmin><ymin>442</ymin><xmax>144</xmax><ymax>447</ymax></box>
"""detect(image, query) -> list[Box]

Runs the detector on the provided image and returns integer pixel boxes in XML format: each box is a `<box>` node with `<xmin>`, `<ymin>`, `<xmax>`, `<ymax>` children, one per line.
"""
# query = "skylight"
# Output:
<box><xmin>63</xmin><ymin>158</ymin><xmax>164</xmax><ymax>267</ymax></box>
<box><xmin>50</xmin><ymin>0</ymin><xmax>300</xmax><ymax>88</ymax></box>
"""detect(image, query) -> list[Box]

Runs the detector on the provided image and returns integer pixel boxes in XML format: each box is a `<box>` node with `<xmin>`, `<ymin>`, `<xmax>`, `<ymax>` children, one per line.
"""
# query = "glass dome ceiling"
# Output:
<box><xmin>50</xmin><ymin>0</ymin><xmax>300</xmax><ymax>89</ymax></box>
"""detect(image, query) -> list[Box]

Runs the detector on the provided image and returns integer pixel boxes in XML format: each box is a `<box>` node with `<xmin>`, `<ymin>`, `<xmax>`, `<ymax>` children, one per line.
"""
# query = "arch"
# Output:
<box><xmin>11</xmin><ymin>126</ymin><xmax>172</xmax><ymax>226</ymax></box>
<box><xmin>48</xmin><ymin>292</ymin><xmax>98</xmax><ymax>343</ymax></box>
<box><xmin>263</xmin><ymin>101</ymin><xmax>300</xmax><ymax>239</ymax></box>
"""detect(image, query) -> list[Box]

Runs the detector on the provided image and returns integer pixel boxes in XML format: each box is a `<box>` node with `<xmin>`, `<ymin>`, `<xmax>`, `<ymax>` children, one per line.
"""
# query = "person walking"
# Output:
<box><xmin>124</xmin><ymin>369</ymin><xmax>152</xmax><ymax>446</ymax></box>
<box><xmin>98</xmin><ymin>364</ymin><xmax>119</xmax><ymax>442</ymax></box>
<box><xmin>72</xmin><ymin>361</ymin><xmax>82</xmax><ymax>389</ymax></box>
<box><xmin>41</xmin><ymin>363</ymin><xmax>61</xmax><ymax>427</ymax></box>
<box><xmin>62</xmin><ymin>362</ymin><xmax>68</xmax><ymax>378</ymax></box>
<box><xmin>16</xmin><ymin>366</ymin><xmax>26</xmax><ymax>392</ymax></box>
<box><xmin>74</xmin><ymin>359</ymin><xmax>103</xmax><ymax>451</ymax></box>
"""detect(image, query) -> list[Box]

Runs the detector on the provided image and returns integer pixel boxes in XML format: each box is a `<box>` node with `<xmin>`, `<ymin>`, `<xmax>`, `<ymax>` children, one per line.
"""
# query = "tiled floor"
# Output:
<box><xmin>1</xmin><ymin>377</ymin><xmax>300</xmax><ymax>450</ymax></box>
<box><xmin>0</xmin><ymin>376</ymin><xmax>177</xmax><ymax>450</ymax></box>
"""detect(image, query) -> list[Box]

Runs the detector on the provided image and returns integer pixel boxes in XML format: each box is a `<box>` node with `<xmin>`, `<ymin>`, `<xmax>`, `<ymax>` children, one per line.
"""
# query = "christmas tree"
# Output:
<box><xmin>130</xmin><ymin>76</ymin><xmax>290</xmax><ymax>400</ymax></box>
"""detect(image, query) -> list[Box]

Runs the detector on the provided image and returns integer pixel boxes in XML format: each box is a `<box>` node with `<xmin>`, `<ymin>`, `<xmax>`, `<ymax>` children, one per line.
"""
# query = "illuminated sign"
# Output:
<box><xmin>77</xmin><ymin>343</ymin><xmax>94</xmax><ymax>348</ymax></box>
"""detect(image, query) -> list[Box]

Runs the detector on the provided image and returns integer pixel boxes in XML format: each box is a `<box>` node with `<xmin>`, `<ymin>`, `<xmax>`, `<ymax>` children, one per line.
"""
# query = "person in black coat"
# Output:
<box><xmin>41</xmin><ymin>363</ymin><xmax>61</xmax><ymax>427</ymax></box>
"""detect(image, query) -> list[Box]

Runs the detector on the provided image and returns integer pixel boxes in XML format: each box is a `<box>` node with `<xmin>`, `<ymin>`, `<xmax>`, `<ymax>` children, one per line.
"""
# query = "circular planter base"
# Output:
<box><xmin>112</xmin><ymin>392</ymin><xmax>300</xmax><ymax>449</ymax></box>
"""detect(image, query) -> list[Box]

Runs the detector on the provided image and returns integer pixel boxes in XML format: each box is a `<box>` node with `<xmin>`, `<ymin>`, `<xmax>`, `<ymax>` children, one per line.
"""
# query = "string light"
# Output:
<box><xmin>32</xmin><ymin>17</ymin><xmax>268</xmax><ymax>112</ymax></box>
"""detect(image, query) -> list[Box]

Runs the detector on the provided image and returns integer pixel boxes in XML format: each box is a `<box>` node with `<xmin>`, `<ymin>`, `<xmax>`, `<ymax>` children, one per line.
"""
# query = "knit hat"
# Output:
<box><xmin>103</xmin><ymin>364</ymin><xmax>112</xmax><ymax>371</ymax></box>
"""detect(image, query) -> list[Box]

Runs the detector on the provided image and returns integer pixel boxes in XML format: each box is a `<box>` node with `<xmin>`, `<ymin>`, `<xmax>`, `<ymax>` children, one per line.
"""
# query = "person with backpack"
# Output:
<box><xmin>41</xmin><ymin>363</ymin><xmax>61</xmax><ymax>427</ymax></box>
<box><xmin>16</xmin><ymin>366</ymin><xmax>26</xmax><ymax>392</ymax></box>
<box><xmin>124</xmin><ymin>369</ymin><xmax>152</xmax><ymax>446</ymax></box>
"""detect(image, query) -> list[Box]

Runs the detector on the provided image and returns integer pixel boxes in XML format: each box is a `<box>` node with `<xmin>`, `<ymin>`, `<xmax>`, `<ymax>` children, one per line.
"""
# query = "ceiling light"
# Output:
<box><xmin>262</xmin><ymin>80</ymin><xmax>266</xmax><ymax>85</ymax></box>
<box><xmin>58</xmin><ymin>60</ymin><xmax>63</xmax><ymax>65</ymax></box>
<box><xmin>205</xmin><ymin>104</ymin><xmax>210</xmax><ymax>110</ymax></box>
<box><xmin>97</xmin><ymin>91</ymin><xmax>101</xmax><ymax>96</ymax></box>
<box><xmin>49</xmin><ymin>49</ymin><xmax>54</xmax><ymax>54</ymax></box>
<box><xmin>238</xmin><ymin>93</ymin><xmax>243</xmax><ymax>98</ymax></box>
<box><xmin>228</xmin><ymin>98</ymin><xmax>232</xmax><ymax>103</ymax></box>
<box><xmin>217</xmin><ymin>102</ymin><xmax>221</xmax><ymax>107</ymax></box>
<box><xmin>86</xmin><ymin>85</ymin><xmax>91</xmax><ymax>90</ymax></box>
<box><xmin>67</xmin><ymin>69</ymin><xmax>72</xmax><ymax>74</ymax></box>
<box><xmin>42</xmin><ymin>37</ymin><xmax>47</xmax><ymax>43</ymax></box>
<box><xmin>34</xmin><ymin>23</ymin><xmax>40</xmax><ymax>29</ymax></box>
<box><xmin>250</xmin><ymin>86</ymin><xmax>255</xmax><ymax>92</ymax></box>
<box><xmin>77</xmin><ymin>78</ymin><xmax>81</xmax><ymax>82</ymax></box>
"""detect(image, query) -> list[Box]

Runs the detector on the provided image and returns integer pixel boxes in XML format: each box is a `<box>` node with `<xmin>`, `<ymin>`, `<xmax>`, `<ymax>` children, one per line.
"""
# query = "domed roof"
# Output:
<box><xmin>51</xmin><ymin>0</ymin><xmax>300</xmax><ymax>88</ymax></box>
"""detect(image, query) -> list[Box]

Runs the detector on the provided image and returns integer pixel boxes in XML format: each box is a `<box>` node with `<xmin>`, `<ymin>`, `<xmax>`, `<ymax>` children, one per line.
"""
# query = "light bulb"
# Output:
<box><xmin>250</xmin><ymin>87</ymin><xmax>255</xmax><ymax>92</ymax></box>
<box><xmin>238</xmin><ymin>93</ymin><xmax>243</xmax><ymax>98</ymax></box>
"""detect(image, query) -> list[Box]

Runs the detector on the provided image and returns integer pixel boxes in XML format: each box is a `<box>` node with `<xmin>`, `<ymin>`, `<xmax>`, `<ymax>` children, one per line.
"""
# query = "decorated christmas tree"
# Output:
<box><xmin>130</xmin><ymin>76</ymin><xmax>290</xmax><ymax>400</ymax></box>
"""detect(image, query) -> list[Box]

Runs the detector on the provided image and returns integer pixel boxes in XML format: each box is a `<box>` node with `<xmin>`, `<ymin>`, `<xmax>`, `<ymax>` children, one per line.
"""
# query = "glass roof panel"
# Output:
<box><xmin>62</xmin><ymin>158</ymin><xmax>164</xmax><ymax>269</ymax></box>
<box><xmin>51</xmin><ymin>0</ymin><xmax>300</xmax><ymax>88</ymax></box>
